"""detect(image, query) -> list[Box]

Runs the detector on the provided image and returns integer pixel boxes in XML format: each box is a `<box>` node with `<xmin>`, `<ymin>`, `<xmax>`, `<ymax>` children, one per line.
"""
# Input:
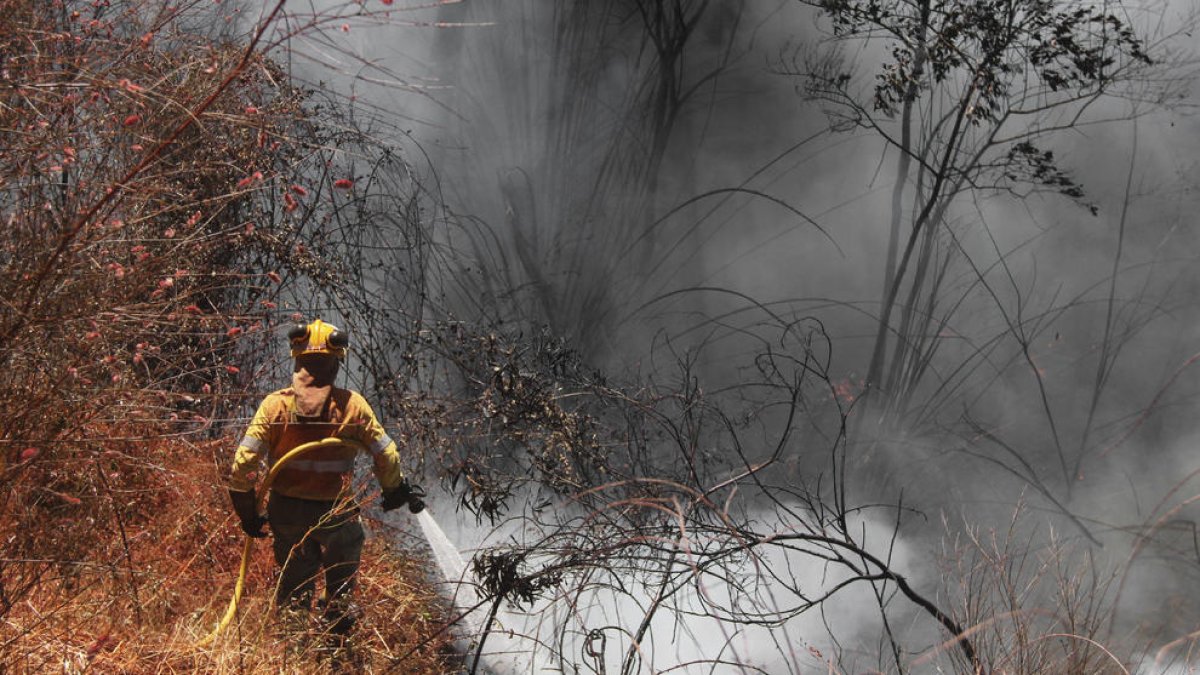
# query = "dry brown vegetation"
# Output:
<box><xmin>5</xmin><ymin>1</ymin><xmax>1200</xmax><ymax>673</ymax></box>
<box><xmin>2</xmin><ymin>440</ymin><xmax>455</xmax><ymax>674</ymax></box>
<box><xmin>0</xmin><ymin>1</ymin><xmax>455</xmax><ymax>672</ymax></box>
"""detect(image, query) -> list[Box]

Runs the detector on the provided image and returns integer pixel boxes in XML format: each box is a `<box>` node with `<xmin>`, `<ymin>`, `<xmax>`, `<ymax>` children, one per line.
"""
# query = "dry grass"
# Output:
<box><xmin>0</xmin><ymin>437</ymin><xmax>456</xmax><ymax>674</ymax></box>
<box><xmin>0</xmin><ymin>2</ymin><xmax>458</xmax><ymax>670</ymax></box>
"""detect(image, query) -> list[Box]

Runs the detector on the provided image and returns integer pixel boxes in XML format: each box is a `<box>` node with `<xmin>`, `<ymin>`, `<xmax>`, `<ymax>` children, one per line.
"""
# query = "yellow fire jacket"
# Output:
<box><xmin>229</xmin><ymin>386</ymin><xmax>405</xmax><ymax>501</ymax></box>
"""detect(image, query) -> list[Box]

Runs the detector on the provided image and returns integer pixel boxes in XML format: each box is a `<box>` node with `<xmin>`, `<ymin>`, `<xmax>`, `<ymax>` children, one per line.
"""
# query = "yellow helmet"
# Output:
<box><xmin>287</xmin><ymin>319</ymin><xmax>348</xmax><ymax>359</ymax></box>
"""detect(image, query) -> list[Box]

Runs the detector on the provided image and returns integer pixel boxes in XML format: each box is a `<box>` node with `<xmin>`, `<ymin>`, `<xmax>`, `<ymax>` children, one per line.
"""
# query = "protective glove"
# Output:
<box><xmin>228</xmin><ymin>489</ymin><xmax>268</xmax><ymax>538</ymax></box>
<box><xmin>381</xmin><ymin>480</ymin><xmax>426</xmax><ymax>514</ymax></box>
<box><xmin>406</xmin><ymin>483</ymin><xmax>426</xmax><ymax>514</ymax></box>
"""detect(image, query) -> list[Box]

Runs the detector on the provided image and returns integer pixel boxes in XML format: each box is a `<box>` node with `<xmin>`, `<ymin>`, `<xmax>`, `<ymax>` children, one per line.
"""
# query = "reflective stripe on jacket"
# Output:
<box><xmin>229</xmin><ymin>386</ymin><xmax>404</xmax><ymax>500</ymax></box>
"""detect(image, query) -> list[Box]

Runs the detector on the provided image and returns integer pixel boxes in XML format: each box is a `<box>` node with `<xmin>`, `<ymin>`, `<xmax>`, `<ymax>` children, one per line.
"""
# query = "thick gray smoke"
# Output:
<box><xmin>271</xmin><ymin>0</ymin><xmax>1200</xmax><ymax>671</ymax></box>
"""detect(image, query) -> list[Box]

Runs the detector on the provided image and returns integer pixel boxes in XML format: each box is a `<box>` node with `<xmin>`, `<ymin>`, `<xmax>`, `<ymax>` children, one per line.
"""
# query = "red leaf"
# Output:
<box><xmin>49</xmin><ymin>489</ymin><xmax>82</xmax><ymax>505</ymax></box>
<box><xmin>20</xmin><ymin>447</ymin><xmax>38</xmax><ymax>462</ymax></box>
<box><xmin>86</xmin><ymin>633</ymin><xmax>111</xmax><ymax>658</ymax></box>
<box><xmin>225</xmin><ymin>365</ymin><xmax>240</xmax><ymax>374</ymax></box>
<box><xmin>226</xmin><ymin>326</ymin><xmax>243</xmax><ymax>338</ymax></box>
<box><xmin>123</xmin><ymin>114</ymin><xmax>140</xmax><ymax>127</ymax></box>
<box><xmin>290</xmin><ymin>184</ymin><xmax>308</xmax><ymax>197</ymax></box>
<box><xmin>333</xmin><ymin>178</ymin><xmax>354</xmax><ymax>190</ymax></box>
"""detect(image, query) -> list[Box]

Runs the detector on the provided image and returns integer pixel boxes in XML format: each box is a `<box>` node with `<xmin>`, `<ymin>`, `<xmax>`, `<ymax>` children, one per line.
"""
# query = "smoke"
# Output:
<box><xmin>415</xmin><ymin>486</ymin><xmax>935</xmax><ymax>673</ymax></box>
<box><xmin>273</xmin><ymin>0</ymin><xmax>1200</xmax><ymax>670</ymax></box>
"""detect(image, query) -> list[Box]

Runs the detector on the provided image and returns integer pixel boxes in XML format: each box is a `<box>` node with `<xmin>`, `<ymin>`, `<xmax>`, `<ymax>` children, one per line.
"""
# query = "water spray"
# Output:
<box><xmin>415</xmin><ymin>508</ymin><xmax>533</xmax><ymax>674</ymax></box>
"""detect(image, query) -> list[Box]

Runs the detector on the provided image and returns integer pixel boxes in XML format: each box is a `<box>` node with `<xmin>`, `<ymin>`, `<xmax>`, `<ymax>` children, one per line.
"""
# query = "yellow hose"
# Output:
<box><xmin>194</xmin><ymin>437</ymin><xmax>368</xmax><ymax>648</ymax></box>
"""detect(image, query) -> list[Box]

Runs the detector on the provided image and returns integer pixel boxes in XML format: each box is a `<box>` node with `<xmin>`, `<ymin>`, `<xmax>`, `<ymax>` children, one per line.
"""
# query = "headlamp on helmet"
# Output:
<box><xmin>288</xmin><ymin>319</ymin><xmax>348</xmax><ymax>359</ymax></box>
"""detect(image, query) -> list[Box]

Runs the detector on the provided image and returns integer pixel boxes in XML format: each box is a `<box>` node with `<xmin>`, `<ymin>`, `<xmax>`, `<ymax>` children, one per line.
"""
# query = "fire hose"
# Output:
<box><xmin>194</xmin><ymin>437</ymin><xmax>368</xmax><ymax>648</ymax></box>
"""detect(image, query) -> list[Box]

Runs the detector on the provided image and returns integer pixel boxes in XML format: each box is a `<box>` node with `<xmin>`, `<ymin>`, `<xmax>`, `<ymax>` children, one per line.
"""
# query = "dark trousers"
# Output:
<box><xmin>267</xmin><ymin>491</ymin><xmax>364</xmax><ymax>621</ymax></box>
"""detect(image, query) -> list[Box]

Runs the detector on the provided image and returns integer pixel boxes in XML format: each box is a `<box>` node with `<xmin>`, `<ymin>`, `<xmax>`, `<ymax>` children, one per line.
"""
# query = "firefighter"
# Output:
<box><xmin>227</xmin><ymin>318</ymin><xmax>424</xmax><ymax>643</ymax></box>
